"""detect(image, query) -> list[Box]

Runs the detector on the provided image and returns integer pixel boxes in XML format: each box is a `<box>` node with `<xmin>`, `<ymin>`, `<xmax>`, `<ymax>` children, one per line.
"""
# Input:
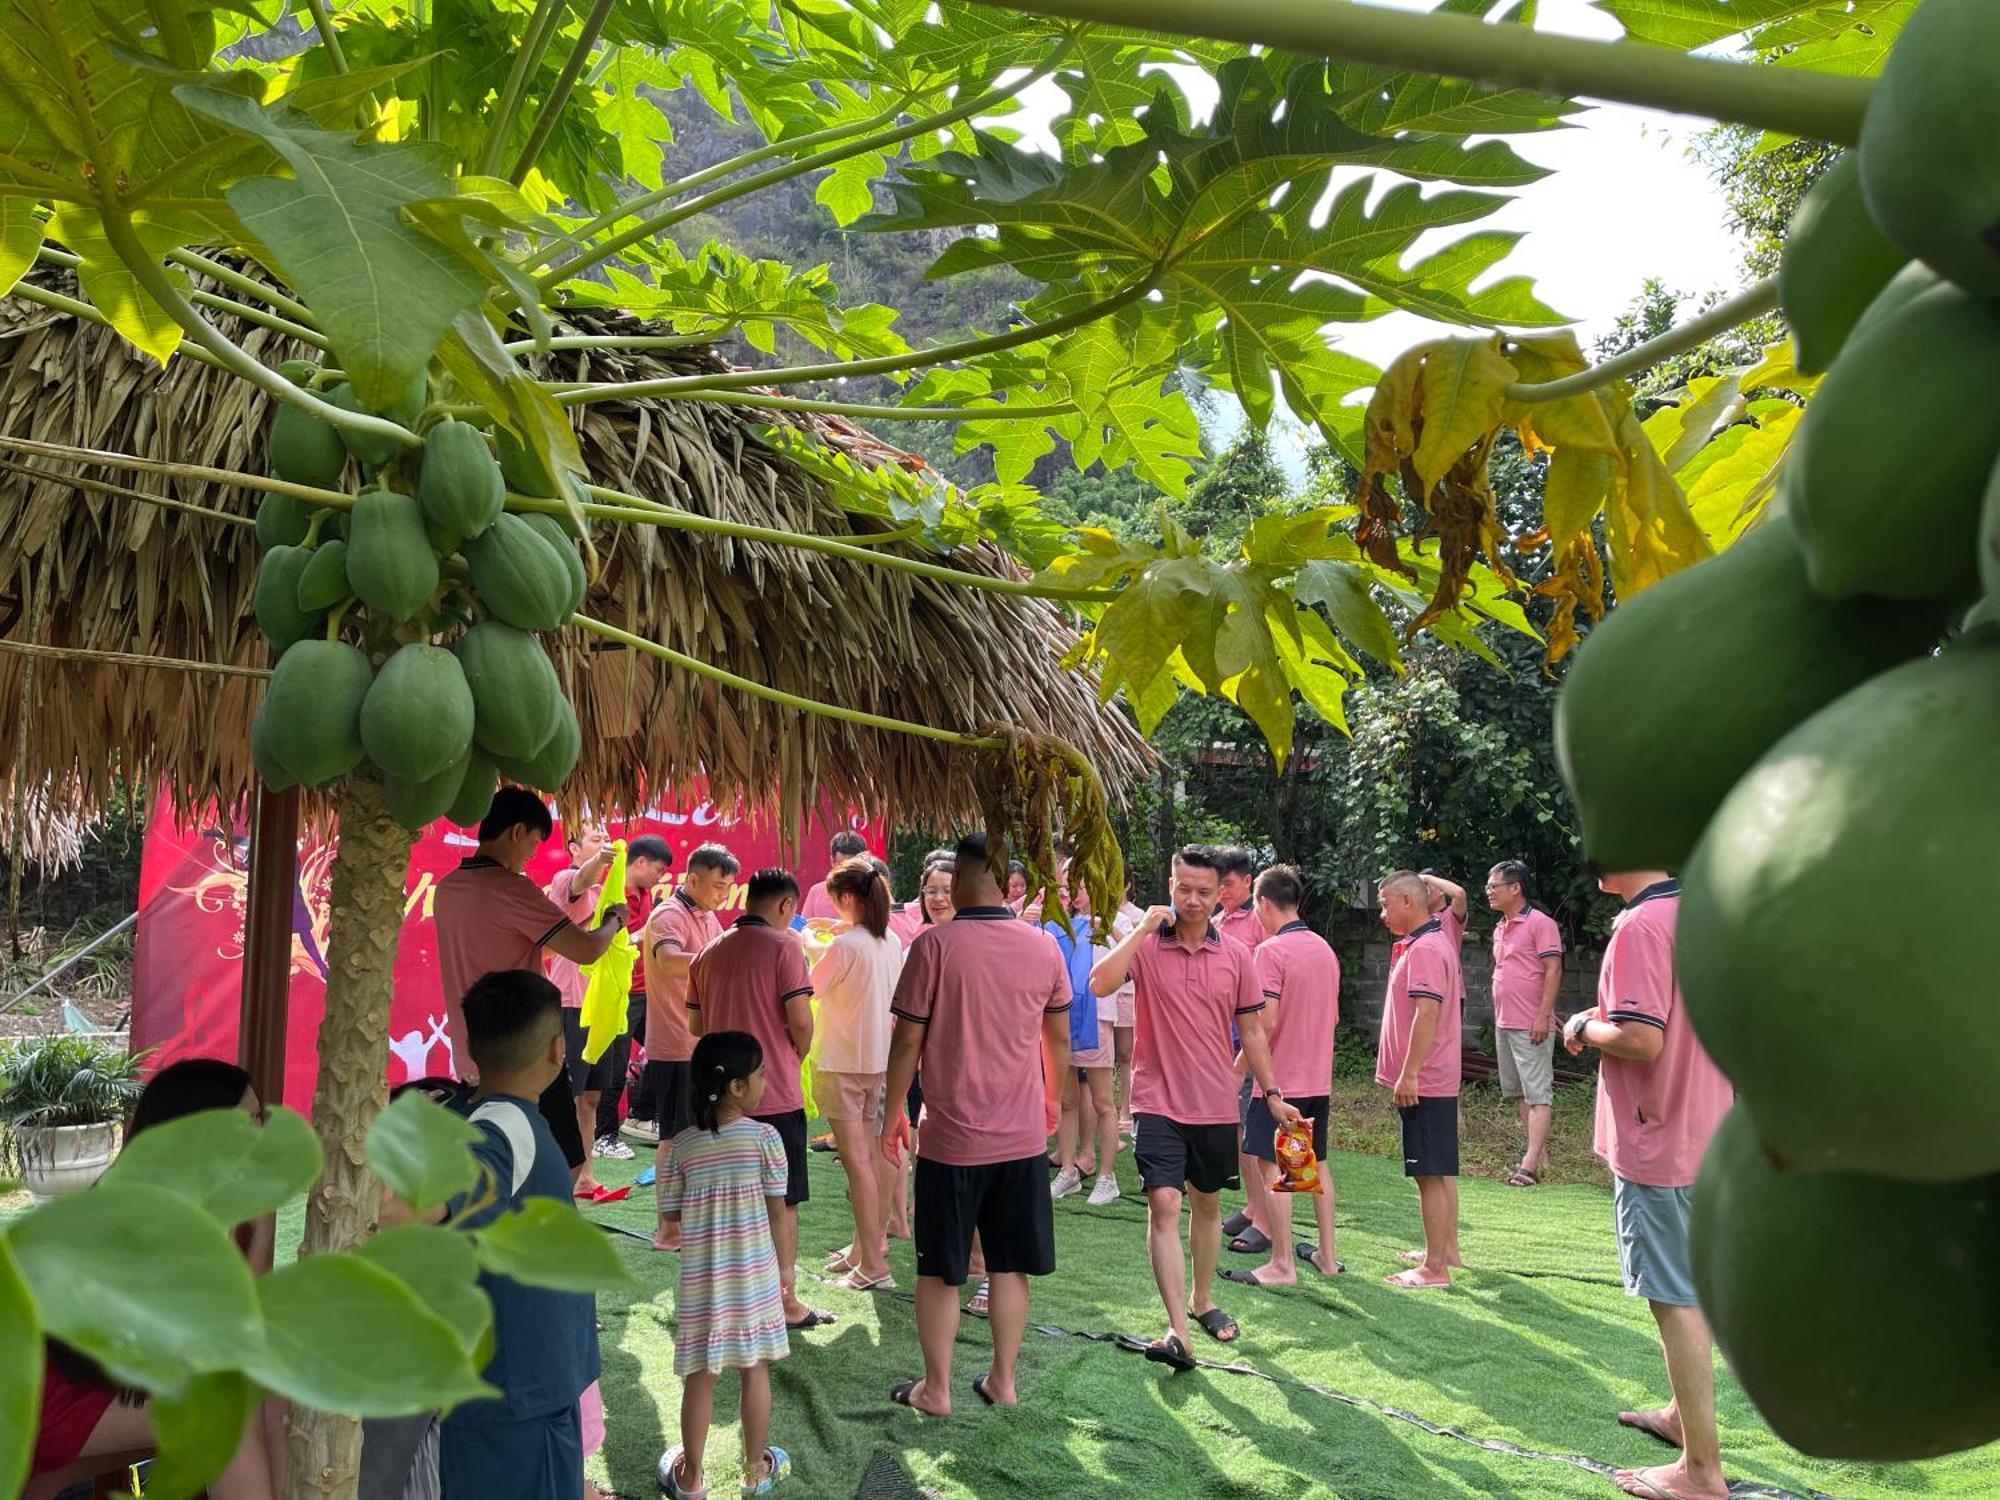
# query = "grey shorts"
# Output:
<box><xmin>1494</xmin><ymin>1027</ymin><xmax>1554</xmax><ymax>1106</ymax></box>
<box><xmin>1612</xmin><ymin>1175</ymin><xmax>1698</xmax><ymax>1307</ymax></box>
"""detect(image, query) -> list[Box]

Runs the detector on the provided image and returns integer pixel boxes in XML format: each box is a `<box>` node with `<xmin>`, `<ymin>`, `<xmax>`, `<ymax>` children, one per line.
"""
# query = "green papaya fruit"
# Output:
<box><xmin>492</xmin><ymin>696</ymin><xmax>579</xmax><ymax>793</ymax></box>
<box><xmin>522</xmin><ymin>512</ymin><xmax>587</xmax><ymax>619</ymax></box>
<box><xmin>1777</xmin><ymin>153</ymin><xmax>1909</xmax><ymax>376</ymax></box>
<box><xmin>345</xmin><ymin>488</ymin><xmax>440</xmax><ymax>624</ymax></box>
<box><xmin>418</xmin><ymin>421</ymin><xmax>506</xmax><ymax>543</ymax></box>
<box><xmin>252</xmin><ymin>639</ymin><xmax>373</xmax><ymax>788</ymax></box>
<box><xmin>359</xmin><ymin>643</ymin><xmax>476</xmax><ymax>782</ymax></box>
<box><xmin>1554</xmin><ymin>516</ymin><xmax>1943</xmax><ymax>871</ymax></box>
<box><xmin>327</xmin><ymin>382</ymin><xmax>408</xmax><ymax>467</ymax></box>
<box><xmin>296</xmin><ymin>539</ymin><xmax>352</xmax><ymax>612</ymax></box>
<box><xmin>494</xmin><ymin>427</ymin><xmax>559</xmax><ymax>497</ymax></box>
<box><xmin>1692</xmin><ymin>1107</ymin><xmax>2000</xmax><ymax>1460</ymax></box>
<box><xmin>1858</xmin><ymin>0</ymin><xmax>2000</xmax><ymax>297</ymax></box>
<box><xmin>444</xmin><ymin>749</ymin><xmax>500</xmax><ymax>829</ymax></box>
<box><xmin>255</xmin><ymin>492</ymin><xmax>313</xmax><ymax>550</ymax></box>
<box><xmin>1780</xmin><ymin>280</ymin><xmax>2000</xmax><ymax>600</ymax></box>
<box><xmin>464</xmin><ymin>513</ymin><xmax>573</xmax><ymax>632</ymax></box>
<box><xmin>454</xmin><ymin>621</ymin><xmax>563</xmax><ymax>760</ymax></box>
<box><xmin>267</xmin><ymin>402</ymin><xmax>347</xmax><ymax>488</ymax></box>
<box><xmin>1681</xmin><ymin>642</ymin><xmax>2000</xmax><ymax>1179</ymax></box>
<box><xmin>254</xmin><ymin>546</ymin><xmax>325</xmax><ymax>654</ymax></box>
<box><xmin>383</xmin><ymin>748</ymin><xmax>473</xmax><ymax>832</ymax></box>
<box><xmin>277</xmin><ymin>359</ymin><xmax>317</xmax><ymax>386</ymax></box>
<box><xmin>250</xmin><ymin>708</ymin><xmax>299</xmax><ymax>792</ymax></box>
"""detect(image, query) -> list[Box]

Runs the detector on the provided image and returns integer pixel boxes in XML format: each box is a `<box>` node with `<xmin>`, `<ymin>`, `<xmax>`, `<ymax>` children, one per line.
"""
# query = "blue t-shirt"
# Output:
<box><xmin>446</xmin><ymin>1092</ymin><xmax>600</xmax><ymax>1422</ymax></box>
<box><xmin>1044</xmin><ymin>914</ymin><xmax>1098</xmax><ymax>1053</ymax></box>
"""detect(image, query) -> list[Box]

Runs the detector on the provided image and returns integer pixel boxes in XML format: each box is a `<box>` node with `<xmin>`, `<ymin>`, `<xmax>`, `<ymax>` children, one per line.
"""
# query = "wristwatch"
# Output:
<box><xmin>1262</xmin><ymin>1087</ymin><xmax>1284</xmax><ymax>1102</ymax></box>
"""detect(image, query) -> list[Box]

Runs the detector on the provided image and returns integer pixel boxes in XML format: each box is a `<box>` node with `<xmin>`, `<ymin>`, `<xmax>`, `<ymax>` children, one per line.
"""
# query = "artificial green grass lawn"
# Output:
<box><xmin>571</xmin><ymin>1140</ymin><xmax>1998</xmax><ymax>1500</ymax></box>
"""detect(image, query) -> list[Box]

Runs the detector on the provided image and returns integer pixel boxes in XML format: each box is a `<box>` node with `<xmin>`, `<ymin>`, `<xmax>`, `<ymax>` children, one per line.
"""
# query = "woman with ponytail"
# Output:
<box><xmin>811</xmin><ymin>858</ymin><xmax>905</xmax><ymax>1290</ymax></box>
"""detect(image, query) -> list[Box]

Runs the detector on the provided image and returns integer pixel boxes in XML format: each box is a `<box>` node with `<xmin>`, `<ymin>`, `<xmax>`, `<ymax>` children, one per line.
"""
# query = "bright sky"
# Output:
<box><xmin>1000</xmin><ymin>0</ymin><xmax>1749</xmax><ymax>467</ymax></box>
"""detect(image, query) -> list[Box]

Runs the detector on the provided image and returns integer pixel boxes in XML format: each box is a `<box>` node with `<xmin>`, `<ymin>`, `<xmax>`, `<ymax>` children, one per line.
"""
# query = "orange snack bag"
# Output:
<box><xmin>1273</xmin><ymin>1119</ymin><xmax>1322</xmax><ymax>1194</ymax></box>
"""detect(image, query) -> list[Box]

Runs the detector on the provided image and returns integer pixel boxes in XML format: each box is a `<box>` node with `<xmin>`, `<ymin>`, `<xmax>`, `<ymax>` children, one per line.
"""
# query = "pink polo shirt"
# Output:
<box><xmin>887</xmin><ymin>904</ymin><xmax>927</xmax><ymax>946</ymax></box>
<box><xmin>1254</xmin><ymin>922</ymin><xmax>1340</xmax><ymax>1099</ymax></box>
<box><xmin>541</xmin><ymin>866</ymin><xmax>602</xmax><ymax>1010</ymax></box>
<box><xmin>1130</xmin><ymin>924</ymin><xmax>1265</xmax><ymax>1125</ymax></box>
<box><xmin>890</xmin><ymin>907</ymin><xmax>1070</xmax><ymax>1167</ymax></box>
<box><xmin>1218</xmin><ymin>903</ymin><xmax>1263</xmax><ymax>951</ymax></box>
<box><xmin>1592</xmin><ymin>882</ymin><xmax>1732</xmax><ymax>1189</ymax></box>
<box><xmin>799</xmin><ymin>879</ymin><xmax>838</xmax><ymax>922</ymax></box>
<box><xmin>1490</xmin><ymin>906</ymin><xmax>1563</xmax><ymax>1031</ymax></box>
<box><xmin>647</xmin><ymin>890</ymin><xmax>723</xmax><ymax>1065</ymax></box>
<box><xmin>688</xmin><ymin>916</ymin><xmax>813</xmax><ymax>1115</ymax></box>
<box><xmin>1375</xmin><ymin>919</ymin><xmax>1463</xmax><ymax>1098</ymax></box>
<box><xmin>433</xmin><ymin>857</ymin><xmax>575</xmax><ymax>1079</ymax></box>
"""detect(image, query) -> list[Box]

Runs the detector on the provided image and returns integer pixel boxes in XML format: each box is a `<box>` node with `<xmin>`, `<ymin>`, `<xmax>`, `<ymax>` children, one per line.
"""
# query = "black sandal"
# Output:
<box><xmin>1191</xmin><ymin>1306</ymin><xmax>1240</xmax><ymax>1344</ymax></box>
<box><xmin>787</xmin><ymin>1308</ymin><xmax>837</xmax><ymax>1331</ymax></box>
<box><xmin>1228</xmin><ymin>1227</ymin><xmax>1271</xmax><ymax>1255</ymax></box>
<box><xmin>1143</xmin><ymin>1334</ymin><xmax>1197</xmax><ymax>1373</ymax></box>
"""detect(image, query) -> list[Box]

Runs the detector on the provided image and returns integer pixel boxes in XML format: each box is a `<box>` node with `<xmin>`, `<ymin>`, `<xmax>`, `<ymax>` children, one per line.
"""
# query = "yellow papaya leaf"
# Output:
<box><xmin>1411</xmin><ymin>336</ymin><xmax>1517</xmax><ymax>497</ymax></box>
<box><xmin>1519</xmin><ymin>388</ymin><xmax>1620</xmax><ymax>454</ymax></box>
<box><xmin>47</xmin><ymin>210</ymin><xmax>187</xmax><ymax>364</ymax></box>
<box><xmin>1684</xmin><ymin>403</ymin><xmax>1804</xmax><ymax>547</ymax></box>
<box><xmin>1505</xmin><ymin>331</ymin><xmax>1591</xmax><ymax>386</ymax></box>
<box><xmin>1644</xmin><ymin>374</ymin><xmax>1745</xmax><ymax>475</ymax></box>
<box><xmin>0</xmin><ymin>200</ymin><xmax>41</xmax><ymax>300</ymax></box>
<box><xmin>1738</xmin><ymin>342</ymin><xmax>1823</xmax><ymax>397</ymax></box>
<box><xmin>1605</xmin><ymin>412</ymin><xmax>1712</xmax><ymax>597</ymax></box>
<box><xmin>1544</xmin><ymin>444</ymin><xmax>1617</xmax><ymax>548</ymax></box>
<box><xmin>1356</xmin><ymin>342</ymin><xmax>1433</xmax><ymax>577</ymax></box>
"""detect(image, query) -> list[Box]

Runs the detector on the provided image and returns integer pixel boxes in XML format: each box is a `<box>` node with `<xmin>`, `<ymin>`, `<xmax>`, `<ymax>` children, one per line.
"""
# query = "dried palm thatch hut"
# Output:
<box><xmin>0</xmin><ymin>265</ymin><xmax>1150</xmax><ymax>830</ymax></box>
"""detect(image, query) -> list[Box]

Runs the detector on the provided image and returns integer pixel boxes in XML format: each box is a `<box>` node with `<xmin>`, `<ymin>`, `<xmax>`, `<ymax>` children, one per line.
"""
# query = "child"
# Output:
<box><xmin>437</xmin><ymin>971</ymin><xmax>599</xmax><ymax>1500</ymax></box>
<box><xmin>1063</xmin><ymin>937</ymin><xmax>1123</xmax><ymax>1206</ymax></box>
<box><xmin>657</xmin><ymin>1032</ymin><xmax>793</xmax><ymax>1498</ymax></box>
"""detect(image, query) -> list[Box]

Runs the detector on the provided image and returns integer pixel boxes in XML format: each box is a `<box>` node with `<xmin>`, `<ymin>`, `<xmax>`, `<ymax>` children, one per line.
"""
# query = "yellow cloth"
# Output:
<box><xmin>578</xmin><ymin>841</ymin><xmax>636</xmax><ymax>1063</ymax></box>
<box><xmin>795</xmin><ymin>918</ymin><xmax>843</xmax><ymax>1121</ymax></box>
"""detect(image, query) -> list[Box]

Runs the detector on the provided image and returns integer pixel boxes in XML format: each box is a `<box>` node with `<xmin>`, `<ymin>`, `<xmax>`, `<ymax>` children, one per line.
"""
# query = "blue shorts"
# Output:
<box><xmin>439</xmin><ymin>1401</ymin><xmax>582</xmax><ymax>1500</ymax></box>
<box><xmin>1612</xmin><ymin>1175</ymin><xmax>1698</xmax><ymax>1308</ymax></box>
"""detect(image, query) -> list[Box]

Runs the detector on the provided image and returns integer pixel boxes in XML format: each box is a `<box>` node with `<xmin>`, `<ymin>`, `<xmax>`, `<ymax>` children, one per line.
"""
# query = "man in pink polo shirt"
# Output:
<box><xmin>1223</xmin><ymin>864</ymin><xmax>1341</xmax><ymax>1289</ymax></box>
<box><xmin>1214</xmin><ymin>846</ymin><xmax>1262</xmax><ymax>951</ymax></box>
<box><xmin>877</xmin><ymin>834</ymin><xmax>1072</xmax><ymax>1417</ymax></box>
<box><xmin>1375</xmin><ymin>868</ymin><xmax>1464</xmax><ymax>1289</ymax></box>
<box><xmin>799</xmin><ymin>829</ymin><xmax>868</xmax><ymax>921</ymax></box>
<box><xmin>644</xmin><ymin>841</ymin><xmax>737</xmax><ymax>1251</ymax></box>
<box><xmin>1564</xmin><ymin>873</ymin><xmax>1731</xmax><ymax>1500</ymax></box>
<box><xmin>1092</xmin><ymin>845</ymin><xmax>1295</xmax><ymax>1371</ymax></box>
<box><xmin>1486</xmin><ymin>860</ymin><xmax>1565</xmax><ymax>1188</ymax></box>
<box><xmin>687</xmin><ymin>868</ymin><xmax>828</xmax><ymax>1331</ymax></box>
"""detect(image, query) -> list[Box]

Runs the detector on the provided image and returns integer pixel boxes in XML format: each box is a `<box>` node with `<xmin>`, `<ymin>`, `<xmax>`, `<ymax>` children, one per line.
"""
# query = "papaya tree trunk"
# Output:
<box><xmin>284</xmin><ymin>775</ymin><xmax>415</xmax><ymax>1500</ymax></box>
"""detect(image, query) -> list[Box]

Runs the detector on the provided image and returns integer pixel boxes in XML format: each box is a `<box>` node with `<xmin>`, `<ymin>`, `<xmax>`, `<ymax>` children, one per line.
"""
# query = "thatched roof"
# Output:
<box><xmin>0</xmin><ymin>265</ymin><xmax>1150</xmax><ymax>831</ymax></box>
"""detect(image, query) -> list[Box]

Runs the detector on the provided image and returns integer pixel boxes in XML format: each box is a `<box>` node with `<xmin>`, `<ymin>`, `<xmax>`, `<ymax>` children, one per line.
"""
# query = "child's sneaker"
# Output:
<box><xmin>1088</xmin><ymin>1174</ymin><xmax>1121</xmax><ymax>1206</ymax></box>
<box><xmin>658</xmin><ymin>1445</ymin><xmax>706</xmax><ymax>1499</ymax></box>
<box><xmin>742</xmin><ymin>1446</ymin><xmax>791</xmax><ymax>1494</ymax></box>
<box><xmin>621</xmin><ymin>1119</ymin><xmax>662</xmax><ymax>1145</ymax></box>
<box><xmin>594</xmin><ymin>1134</ymin><xmax>636</xmax><ymax>1160</ymax></box>
<box><xmin>1050</xmin><ymin>1166</ymin><xmax>1082</xmax><ymax>1199</ymax></box>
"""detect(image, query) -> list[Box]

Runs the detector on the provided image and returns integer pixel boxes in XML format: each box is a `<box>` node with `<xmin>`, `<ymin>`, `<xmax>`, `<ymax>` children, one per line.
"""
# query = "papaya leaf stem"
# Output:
<box><xmin>301</xmin><ymin>0</ymin><xmax>349</xmax><ymax>73</ymax></box>
<box><xmin>508</xmin><ymin>0</ymin><xmax>620</xmax><ymax>187</ymax></box>
<box><xmin>1506</xmin><ymin>276</ymin><xmax>1779</xmax><ymax>403</ymax></box>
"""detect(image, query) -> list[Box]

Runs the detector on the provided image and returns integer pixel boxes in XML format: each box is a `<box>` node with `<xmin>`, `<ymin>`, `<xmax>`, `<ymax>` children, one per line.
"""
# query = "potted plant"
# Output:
<box><xmin>0</xmin><ymin>1033</ymin><xmax>144</xmax><ymax>1198</ymax></box>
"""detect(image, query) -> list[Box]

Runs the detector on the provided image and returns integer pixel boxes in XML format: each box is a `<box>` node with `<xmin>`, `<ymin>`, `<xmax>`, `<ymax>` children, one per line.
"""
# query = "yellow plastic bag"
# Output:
<box><xmin>578</xmin><ymin>840</ymin><xmax>635</xmax><ymax>1062</ymax></box>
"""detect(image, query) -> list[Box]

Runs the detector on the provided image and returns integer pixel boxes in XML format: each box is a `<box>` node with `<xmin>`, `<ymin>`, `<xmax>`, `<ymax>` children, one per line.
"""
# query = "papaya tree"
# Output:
<box><xmin>0</xmin><ymin>0</ymin><xmax>1951</xmax><ymax>1492</ymax></box>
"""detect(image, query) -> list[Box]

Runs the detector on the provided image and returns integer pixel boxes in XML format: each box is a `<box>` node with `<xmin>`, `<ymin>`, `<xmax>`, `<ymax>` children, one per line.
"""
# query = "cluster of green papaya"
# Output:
<box><xmin>1554</xmin><ymin>0</ymin><xmax>2000</xmax><ymax>1462</ymax></box>
<box><xmin>249</xmin><ymin>364</ymin><xmax>588</xmax><ymax>830</ymax></box>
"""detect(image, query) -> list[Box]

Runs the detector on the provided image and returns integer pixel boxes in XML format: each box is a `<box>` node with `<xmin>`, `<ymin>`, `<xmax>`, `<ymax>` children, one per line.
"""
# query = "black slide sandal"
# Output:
<box><xmin>1144</xmin><ymin>1335</ymin><xmax>1197</xmax><ymax>1373</ymax></box>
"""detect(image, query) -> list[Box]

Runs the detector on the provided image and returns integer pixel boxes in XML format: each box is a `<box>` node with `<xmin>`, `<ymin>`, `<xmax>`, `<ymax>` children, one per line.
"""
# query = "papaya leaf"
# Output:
<box><xmin>593</xmin><ymin>47</ymin><xmax>675</xmax><ymax>189</ymax></box>
<box><xmin>145</xmin><ymin>1371</ymin><xmax>256</xmax><ymax>1500</ymax></box>
<box><xmin>1605</xmin><ymin>411</ymin><xmax>1713</xmax><ymax>596</ymax></box>
<box><xmin>247</xmin><ymin>1253</ymin><xmax>494</xmax><ymax>1416</ymax></box>
<box><xmin>1643</xmin><ymin>372</ymin><xmax>1746</xmax><ymax>474</ymax></box>
<box><xmin>1412</xmin><ymin>337</ymin><xmax>1517</xmax><ymax>496</ymax></box>
<box><xmin>1600</xmin><ymin>0</ymin><xmax>1830</xmax><ymax>48</ymax></box>
<box><xmin>45</xmin><ymin>209</ymin><xmax>192</xmax><ymax>363</ymax></box>
<box><xmin>1543</xmin><ymin>444</ymin><xmax>1617</xmax><ymax>549</ymax></box>
<box><xmin>1274</xmin><ymin>607</ymin><xmax>1356</xmax><ymax>733</ymax></box>
<box><xmin>103</xmin><ymin>1105</ymin><xmax>321</xmax><ymax>1226</ymax></box>
<box><xmin>1683</xmin><ymin>402</ymin><xmax>1803</xmax><ymax>545</ymax></box>
<box><xmin>474</xmin><ymin>1197</ymin><xmax>636</xmax><ymax>1293</ymax></box>
<box><xmin>366</xmin><ymin>1090</ymin><xmax>484</xmax><ymax>1213</ymax></box>
<box><xmin>0</xmin><ymin>1235</ymin><xmax>38</xmax><ymax>1500</ymax></box>
<box><xmin>1325</xmin><ymin>0</ymin><xmax>1578</xmax><ymax>137</ymax></box>
<box><xmin>1294</xmin><ymin>560</ymin><xmax>1405</xmax><ymax>672</ymax></box>
<box><xmin>174</xmin><ymin>85</ymin><xmax>489</xmax><ymax>408</ymax></box>
<box><xmin>355</xmin><ymin>1225</ymin><xmax>493</xmax><ymax>1358</ymax></box>
<box><xmin>9</xmin><ymin>1182</ymin><xmax>263</xmax><ymax>1392</ymax></box>
<box><xmin>0</xmin><ymin>197</ymin><xmax>40</xmax><ymax>298</ymax></box>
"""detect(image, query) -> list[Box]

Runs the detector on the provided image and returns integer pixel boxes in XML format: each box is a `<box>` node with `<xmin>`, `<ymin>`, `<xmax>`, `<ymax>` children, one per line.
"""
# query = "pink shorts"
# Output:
<box><xmin>1074</xmin><ymin>1023</ymin><xmax>1115</xmax><ymax>1071</ymax></box>
<box><xmin>813</xmin><ymin>1069</ymin><xmax>885</xmax><ymax>1123</ymax></box>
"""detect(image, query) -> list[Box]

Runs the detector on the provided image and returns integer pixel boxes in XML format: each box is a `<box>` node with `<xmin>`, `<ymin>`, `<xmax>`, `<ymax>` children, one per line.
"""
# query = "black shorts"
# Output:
<box><xmin>913</xmin><ymin>1154</ymin><xmax>1056</xmax><ymax>1287</ymax></box>
<box><xmin>754</xmin><ymin>1108</ymin><xmax>810</xmax><ymax>1207</ymax></box>
<box><xmin>535</xmin><ymin>1068</ymin><xmax>587</xmax><ymax>1172</ymax></box>
<box><xmin>1244</xmin><ymin>1094</ymin><xmax>1330</xmax><ymax>1163</ymax></box>
<box><xmin>1134</xmin><ymin>1114</ymin><xmax>1238</xmax><ymax>1195</ymax></box>
<box><xmin>561</xmin><ymin>1010</ymin><xmax>620</xmax><ymax>1094</ymax></box>
<box><xmin>645</xmin><ymin>1059</ymin><xmax>692</xmax><ymax>1138</ymax></box>
<box><xmin>1399</xmin><ymin>1096</ymin><xmax>1460</xmax><ymax>1178</ymax></box>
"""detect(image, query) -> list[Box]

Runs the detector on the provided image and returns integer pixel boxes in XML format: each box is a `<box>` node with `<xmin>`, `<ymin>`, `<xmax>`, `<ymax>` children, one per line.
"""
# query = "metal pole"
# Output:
<box><xmin>239</xmin><ymin>784</ymin><xmax>299</xmax><ymax>1112</ymax></box>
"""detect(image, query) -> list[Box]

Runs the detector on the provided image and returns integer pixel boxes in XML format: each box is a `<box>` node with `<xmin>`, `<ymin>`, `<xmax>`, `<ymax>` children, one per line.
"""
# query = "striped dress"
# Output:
<box><xmin>659</xmin><ymin>1117</ymin><xmax>792</xmax><ymax>1375</ymax></box>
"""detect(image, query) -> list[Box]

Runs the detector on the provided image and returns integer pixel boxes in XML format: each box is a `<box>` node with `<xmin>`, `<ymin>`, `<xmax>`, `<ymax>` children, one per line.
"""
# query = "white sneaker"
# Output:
<box><xmin>593</xmin><ymin>1134</ymin><xmax>635</xmax><ymax>1160</ymax></box>
<box><xmin>1087</xmin><ymin>1175</ymin><xmax>1121</xmax><ymax>1206</ymax></box>
<box><xmin>1050</xmin><ymin>1166</ymin><xmax>1082</xmax><ymax>1199</ymax></box>
<box><xmin>620</xmin><ymin>1119</ymin><xmax>660</xmax><ymax>1144</ymax></box>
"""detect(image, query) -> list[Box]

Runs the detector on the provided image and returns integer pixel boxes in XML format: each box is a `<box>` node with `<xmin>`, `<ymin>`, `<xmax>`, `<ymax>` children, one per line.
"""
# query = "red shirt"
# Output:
<box><xmin>1490</xmin><ymin>906</ymin><xmax>1563</xmax><ymax>1031</ymax></box>
<box><xmin>891</xmin><ymin>907</ymin><xmax>1070</xmax><ymax>1166</ymax></box>
<box><xmin>688</xmin><ymin>915</ymin><xmax>813</xmax><ymax>1115</ymax></box>
<box><xmin>1375</xmin><ymin>919</ymin><xmax>1463</xmax><ymax>1098</ymax></box>
<box><xmin>625</xmin><ymin>886</ymin><xmax>655</xmax><ymax>999</ymax></box>
<box><xmin>1255</xmin><ymin>921</ymin><xmax>1340</xmax><ymax>1098</ymax></box>
<box><xmin>1592</xmin><ymin>882</ymin><xmax>1732</xmax><ymax>1189</ymax></box>
<box><xmin>1130</xmin><ymin>924</ymin><xmax>1265</xmax><ymax>1125</ymax></box>
<box><xmin>433</xmin><ymin>856</ymin><xmax>574</xmax><ymax>1079</ymax></box>
<box><xmin>646</xmin><ymin>889</ymin><xmax>723</xmax><ymax>1065</ymax></box>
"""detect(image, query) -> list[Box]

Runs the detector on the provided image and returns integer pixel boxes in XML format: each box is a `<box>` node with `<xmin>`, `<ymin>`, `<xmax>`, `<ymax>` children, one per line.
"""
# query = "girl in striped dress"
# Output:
<box><xmin>657</xmin><ymin>1031</ymin><xmax>792</xmax><ymax>1498</ymax></box>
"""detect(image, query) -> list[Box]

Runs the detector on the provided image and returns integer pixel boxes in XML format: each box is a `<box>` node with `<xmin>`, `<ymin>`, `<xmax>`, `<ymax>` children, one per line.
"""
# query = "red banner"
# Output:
<box><xmin>131</xmin><ymin>791</ymin><xmax>863</xmax><ymax>1114</ymax></box>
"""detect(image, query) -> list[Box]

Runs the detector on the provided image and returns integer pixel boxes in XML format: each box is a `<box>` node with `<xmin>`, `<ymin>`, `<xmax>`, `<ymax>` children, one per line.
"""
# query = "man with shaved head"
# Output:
<box><xmin>1375</xmin><ymin>869</ymin><xmax>1464</xmax><ymax>1289</ymax></box>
